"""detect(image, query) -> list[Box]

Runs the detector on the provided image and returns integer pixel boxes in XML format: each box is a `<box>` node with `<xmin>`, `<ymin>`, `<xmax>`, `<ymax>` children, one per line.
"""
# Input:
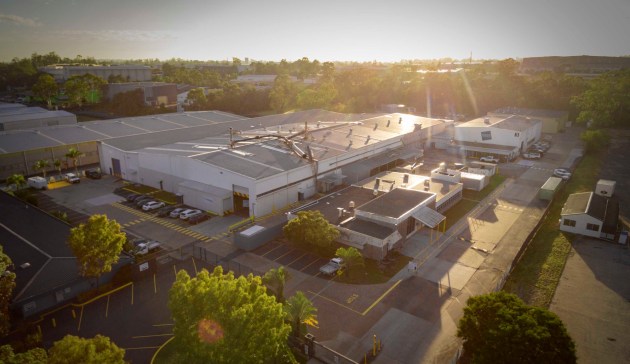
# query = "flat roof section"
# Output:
<box><xmin>457</xmin><ymin>115</ymin><xmax>540</xmax><ymax>131</ymax></box>
<box><xmin>293</xmin><ymin>186</ymin><xmax>383</xmax><ymax>223</ymax></box>
<box><xmin>340</xmin><ymin>218</ymin><xmax>395</xmax><ymax>239</ymax></box>
<box><xmin>358</xmin><ymin>188</ymin><xmax>434</xmax><ymax>219</ymax></box>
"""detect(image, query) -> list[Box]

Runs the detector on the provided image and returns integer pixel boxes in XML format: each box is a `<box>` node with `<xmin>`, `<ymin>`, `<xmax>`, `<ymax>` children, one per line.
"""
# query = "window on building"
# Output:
<box><xmin>481</xmin><ymin>131</ymin><xmax>492</xmax><ymax>141</ymax></box>
<box><xmin>586</xmin><ymin>223</ymin><xmax>600</xmax><ymax>231</ymax></box>
<box><xmin>563</xmin><ymin>219</ymin><xmax>576</xmax><ymax>227</ymax></box>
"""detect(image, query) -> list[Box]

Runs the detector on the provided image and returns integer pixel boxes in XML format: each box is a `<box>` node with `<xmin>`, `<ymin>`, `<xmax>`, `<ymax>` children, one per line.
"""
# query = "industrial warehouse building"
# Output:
<box><xmin>98</xmin><ymin>110</ymin><xmax>452</xmax><ymax>219</ymax></box>
<box><xmin>39</xmin><ymin>64</ymin><xmax>152</xmax><ymax>82</ymax></box>
<box><xmin>454</xmin><ymin>115</ymin><xmax>542</xmax><ymax>161</ymax></box>
<box><xmin>0</xmin><ymin>110</ymin><xmax>246</xmax><ymax>179</ymax></box>
<box><xmin>489</xmin><ymin>107</ymin><xmax>568</xmax><ymax>134</ymax></box>
<box><xmin>0</xmin><ymin>104</ymin><xmax>77</xmax><ymax>131</ymax></box>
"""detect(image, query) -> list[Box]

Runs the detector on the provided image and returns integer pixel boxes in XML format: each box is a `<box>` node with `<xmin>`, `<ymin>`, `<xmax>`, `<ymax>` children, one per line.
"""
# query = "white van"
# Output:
<box><xmin>27</xmin><ymin>176</ymin><xmax>48</xmax><ymax>190</ymax></box>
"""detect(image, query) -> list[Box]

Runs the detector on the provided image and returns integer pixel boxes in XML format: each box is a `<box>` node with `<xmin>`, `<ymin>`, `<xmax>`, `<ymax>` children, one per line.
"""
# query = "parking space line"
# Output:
<box><xmin>153</xmin><ymin>274</ymin><xmax>157</xmax><ymax>294</ymax></box>
<box><xmin>173</xmin><ymin>265</ymin><xmax>177</xmax><ymax>278</ymax></box>
<box><xmin>287</xmin><ymin>252</ymin><xmax>307</xmax><ymax>266</ymax></box>
<box><xmin>307</xmin><ymin>290</ymin><xmax>363</xmax><ymax>315</ymax></box>
<box><xmin>132</xmin><ymin>334</ymin><xmax>174</xmax><ymax>339</ymax></box>
<box><xmin>152</xmin><ymin>323</ymin><xmax>174</xmax><ymax>327</ymax></box>
<box><xmin>192</xmin><ymin>257</ymin><xmax>198</xmax><ymax>275</ymax></box>
<box><xmin>77</xmin><ymin>306</ymin><xmax>84</xmax><ymax>331</ymax></box>
<box><xmin>300</xmin><ymin>257</ymin><xmax>321</xmax><ymax>272</ymax></box>
<box><xmin>361</xmin><ymin>279</ymin><xmax>402</xmax><ymax>316</ymax></box>
<box><xmin>274</xmin><ymin>248</ymin><xmax>296</xmax><ymax>262</ymax></box>
<box><xmin>131</xmin><ymin>284</ymin><xmax>134</xmax><ymax>305</ymax></box>
<box><xmin>105</xmin><ymin>295</ymin><xmax>110</xmax><ymax>318</ymax></box>
<box><xmin>124</xmin><ymin>346</ymin><xmax>163</xmax><ymax>351</ymax></box>
<box><xmin>262</xmin><ymin>244</ymin><xmax>285</xmax><ymax>257</ymax></box>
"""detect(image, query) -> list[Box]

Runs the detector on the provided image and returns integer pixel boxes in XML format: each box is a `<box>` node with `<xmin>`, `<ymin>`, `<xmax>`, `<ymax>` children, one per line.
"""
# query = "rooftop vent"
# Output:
<box><xmin>399</xmin><ymin>117</ymin><xmax>403</xmax><ymax>124</ymax></box>
<box><xmin>373</xmin><ymin>123</ymin><xmax>378</xmax><ymax>130</ymax></box>
<box><xmin>349</xmin><ymin>201</ymin><xmax>355</xmax><ymax>210</ymax></box>
<box><xmin>484</xmin><ymin>117</ymin><xmax>490</xmax><ymax>124</ymax></box>
<box><xmin>20</xmin><ymin>262</ymin><xmax>31</xmax><ymax>269</ymax></box>
<box><xmin>387</xmin><ymin>119</ymin><xmax>391</xmax><ymax>127</ymax></box>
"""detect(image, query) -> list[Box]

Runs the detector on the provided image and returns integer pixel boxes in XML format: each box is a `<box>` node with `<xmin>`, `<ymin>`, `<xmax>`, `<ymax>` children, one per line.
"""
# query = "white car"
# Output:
<box><xmin>142</xmin><ymin>201</ymin><xmax>165</xmax><ymax>211</ymax></box>
<box><xmin>135</xmin><ymin>240</ymin><xmax>161</xmax><ymax>256</ymax></box>
<box><xmin>64</xmin><ymin>173</ymin><xmax>80</xmax><ymax>184</ymax></box>
<box><xmin>480</xmin><ymin>156</ymin><xmax>499</xmax><ymax>163</ymax></box>
<box><xmin>180</xmin><ymin>209</ymin><xmax>202</xmax><ymax>220</ymax></box>
<box><xmin>169</xmin><ymin>207</ymin><xmax>187</xmax><ymax>218</ymax></box>
<box><xmin>522</xmin><ymin>152</ymin><xmax>541</xmax><ymax>159</ymax></box>
<box><xmin>553</xmin><ymin>168</ymin><xmax>572</xmax><ymax>180</ymax></box>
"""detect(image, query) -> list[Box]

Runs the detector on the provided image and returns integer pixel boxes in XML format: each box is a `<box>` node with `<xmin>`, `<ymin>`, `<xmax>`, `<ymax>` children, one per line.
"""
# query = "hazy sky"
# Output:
<box><xmin>1</xmin><ymin>0</ymin><xmax>629</xmax><ymax>62</ymax></box>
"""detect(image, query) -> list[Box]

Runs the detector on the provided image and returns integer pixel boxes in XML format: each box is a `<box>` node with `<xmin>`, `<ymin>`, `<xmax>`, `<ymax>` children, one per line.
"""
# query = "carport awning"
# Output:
<box><xmin>412</xmin><ymin>206</ymin><xmax>445</xmax><ymax>228</ymax></box>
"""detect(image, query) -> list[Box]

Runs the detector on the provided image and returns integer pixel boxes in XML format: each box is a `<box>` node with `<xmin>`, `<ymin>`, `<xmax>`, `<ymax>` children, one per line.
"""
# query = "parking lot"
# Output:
<box><xmin>252</xmin><ymin>241</ymin><xmax>330</xmax><ymax>277</ymax></box>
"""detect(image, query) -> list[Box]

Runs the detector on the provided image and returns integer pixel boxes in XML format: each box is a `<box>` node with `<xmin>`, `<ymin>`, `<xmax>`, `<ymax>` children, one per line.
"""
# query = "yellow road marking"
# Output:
<box><xmin>52</xmin><ymin>318</ymin><xmax>56</xmax><ymax>328</ymax></box>
<box><xmin>71</xmin><ymin>309</ymin><xmax>76</xmax><ymax>319</ymax></box>
<box><xmin>152</xmin><ymin>323</ymin><xmax>174</xmax><ymax>327</ymax></box>
<box><xmin>361</xmin><ymin>279</ymin><xmax>402</xmax><ymax>316</ymax></box>
<box><xmin>173</xmin><ymin>265</ymin><xmax>177</xmax><ymax>277</ymax></box>
<box><xmin>131</xmin><ymin>283</ymin><xmax>134</xmax><ymax>305</ymax></box>
<box><xmin>192</xmin><ymin>257</ymin><xmax>198</xmax><ymax>275</ymax></box>
<box><xmin>105</xmin><ymin>295</ymin><xmax>110</xmax><ymax>318</ymax></box>
<box><xmin>153</xmin><ymin>273</ymin><xmax>157</xmax><ymax>294</ymax></box>
<box><xmin>307</xmin><ymin>290</ymin><xmax>363</xmax><ymax>315</ymax></box>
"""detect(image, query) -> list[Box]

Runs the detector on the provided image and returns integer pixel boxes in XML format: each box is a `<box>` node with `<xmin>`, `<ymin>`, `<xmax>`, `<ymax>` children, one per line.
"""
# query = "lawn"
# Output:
<box><xmin>503</xmin><ymin>151</ymin><xmax>603</xmax><ymax>307</ymax></box>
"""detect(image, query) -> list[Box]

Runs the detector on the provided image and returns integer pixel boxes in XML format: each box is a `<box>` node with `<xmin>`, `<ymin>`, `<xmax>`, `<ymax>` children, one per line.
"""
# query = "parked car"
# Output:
<box><xmin>27</xmin><ymin>176</ymin><xmax>48</xmax><ymax>190</ymax></box>
<box><xmin>156</xmin><ymin>206</ymin><xmax>177</xmax><ymax>217</ymax></box>
<box><xmin>522</xmin><ymin>152</ymin><xmax>541</xmax><ymax>159</ymax></box>
<box><xmin>553</xmin><ymin>168</ymin><xmax>572</xmax><ymax>180</ymax></box>
<box><xmin>319</xmin><ymin>257</ymin><xmax>345</xmax><ymax>276</ymax></box>
<box><xmin>169</xmin><ymin>207</ymin><xmax>187</xmax><ymax>218</ymax></box>
<box><xmin>180</xmin><ymin>209</ymin><xmax>202</xmax><ymax>220</ymax></box>
<box><xmin>134</xmin><ymin>240</ymin><xmax>161</xmax><ymax>256</ymax></box>
<box><xmin>188</xmin><ymin>212</ymin><xmax>209</xmax><ymax>225</ymax></box>
<box><xmin>479</xmin><ymin>156</ymin><xmax>499</xmax><ymax>163</ymax></box>
<box><xmin>64</xmin><ymin>173</ymin><xmax>80</xmax><ymax>184</ymax></box>
<box><xmin>126</xmin><ymin>193</ymin><xmax>141</xmax><ymax>202</ymax></box>
<box><xmin>142</xmin><ymin>201</ymin><xmax>165</xmax><ymax>211</ymax></box>
<box><xmin>135</xmin><ymin>196</ymin><xmax>154</xmax><ymax>208</ymax></box>
<box><xmin>85</xmin><ymin>169</ymin><xmax>102</xmax><ymax>179</ymax></box>
<box><xmin>529</xmin><ymin>147</ymin><xmax>545</xmax><ymax>155</ymax></box>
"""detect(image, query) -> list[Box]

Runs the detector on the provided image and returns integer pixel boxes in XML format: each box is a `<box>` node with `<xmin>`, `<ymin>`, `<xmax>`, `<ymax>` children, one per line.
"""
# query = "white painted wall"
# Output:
<box><xmin>560</xmin><ymin>213</ymin><xmax>602</xmax><ymax>238</ymax></box>
<box><xmin>455</xmin><ymin>121</ymin><xmax>542</xmax><ymax>151</ymax></box>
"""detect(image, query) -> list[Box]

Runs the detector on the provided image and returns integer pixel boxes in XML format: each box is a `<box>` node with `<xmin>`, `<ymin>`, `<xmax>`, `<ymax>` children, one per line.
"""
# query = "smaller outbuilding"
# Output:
<box><xmin>560</xmin><ymin>192</ymin><xmax>619</xmax><ymax>240</ymax></box>
<box><xmin>595</xmin><ymin>179</ymin><xmax>616</xmax><ymax>197</ymax></box>
<box><xmin>539</xmin><ymin>177</ymin><xmax>563</xmax><ymax>201</ymax></box>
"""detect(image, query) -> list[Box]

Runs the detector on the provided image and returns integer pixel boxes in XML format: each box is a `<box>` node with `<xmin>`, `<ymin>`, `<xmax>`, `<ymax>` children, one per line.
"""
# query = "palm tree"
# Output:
<box><xmin>65</xmin><ymin>147</ymin><xmax>84</xmax><ymax>175</ymax></box>
<box><xmin>33</xmin><ymin>159</ymin><xmax>50</xmax><ymax>179</ymax></box>
<box><xmin>284</xmin><ymin>291</ymin><xmax>318</xmax><ymax>338</ymax></box>
<box><xmin>335</xmin><ymin>247</ymin><xmax>365</xmax><ymax>278</ymax></box>
<box><xmin>6</xmin><ymin>174</ymin><xmax>26</xmax><ymax>190</ymax></box>
<box><xmin>262</xmin><ymin>266</ymin><xmax>290</xmax><ymax>303</ymax></box>
<box><xmin>53</xmin><ymin>159</ymin><xmax>62</xmax><ymax>178</ymax></box>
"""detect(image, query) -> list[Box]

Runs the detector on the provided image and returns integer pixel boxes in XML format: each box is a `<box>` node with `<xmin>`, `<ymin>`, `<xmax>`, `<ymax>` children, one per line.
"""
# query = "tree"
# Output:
<box><xmin>32</xmin><ymin>74</ymin><xmax>58</xmax><ymax>108</ymax></box>
<box><xmin>457</xmin><ymin>291</ymin><xmax>576</xmax><ymax>364</ymax></box>
<box><xmin>572</xmin><ymin>69</ymin><xmax>630</xmax><ymax>128</ymax></box>
<box><xmin>283</xmin><ymin>210</ymin><xmax>340</xmax><ymax>251</ymax></box>
<box><xmin>33</xmin><ymin>159</ymin><xmax>50</xmax><ymax>179</ymax></box>
<box><xmin>0</xmin><ymin>345</ymin><xmax>47</xmax><ymax>364</ymax></box>
<box><xmin>65</xmin><ymin>147</ymin><xmax>84</xmax><ymax>175</ymax></box>
<box><xmin>580</xmin><ymin>129</ymin><xmax>610</xmax><ymax>152</ymax></box>
<box><xmin>284</xmin><ymin>291</ymin><xmax>318</xmax><ymax>338</ymax></box>
<box><xmin>186</xmin><ymin>87</ymin><xmax>207</xmax><ymax>108</ymax></box>
<box><xmin>109</xmin><ymin>88</ymin><xmax>149</xmax><ymax>116</ymax></box>
<box><xmin>262</xmin><ymin>266</ymin><xmax>290</xmax><ymax>303</ymax></box>
<box><xmin>168</xmin><ymin>266</ymin><xmax>294</xmax><ymax>363</ymax></box>
<box><xmin>64</xmin><ymin>75</ymin><xmax>90</xmax><ymax>107</ymax></box>
<box><xmin>0</xmin><ymin>245</ymin><xmax>16</xmax><ymax>337</ymax></box>
<box><xmin>53</xmin><ymin>159</ymin><xmax>62</xmax><ymax>178</ymax></box>
<box><xmin>269</xmin><ymin>74</ymin><xmax>297</xmax><ymax>112</ymax></box>
<box><xmin>47</xmin><ymin>335</ymin><xmax>125</xmax><ymax>364</ymax></box>
<box><xmin>67</xmin><ymin>214</ymin><xmax>125</xmax><ymax>283</ymax></box>
<box><xmin>335</xmin><ymin>247</ymin><xmax>364</xmax><ymax>277</ymax></box>
<box><xmin>6</xmin><ymin>174</ymin><xmax>26</xmax><ymax>190</ymax></box>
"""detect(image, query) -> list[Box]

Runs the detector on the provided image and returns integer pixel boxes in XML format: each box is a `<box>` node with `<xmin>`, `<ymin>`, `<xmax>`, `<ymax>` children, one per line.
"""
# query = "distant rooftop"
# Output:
<box><xmin>358</xmin><ymin>188</ymin><xmax>434</xmax><ymax>219</ymax></box>
<box><xmin>491</xmin><ymin>107</ymin><xmax>568</xmax><ymax>119</ymax></box>
<box><xmin>457</xmin><ymin>115</ymin><xmax>541</xmax><ymax>131</ymax></box>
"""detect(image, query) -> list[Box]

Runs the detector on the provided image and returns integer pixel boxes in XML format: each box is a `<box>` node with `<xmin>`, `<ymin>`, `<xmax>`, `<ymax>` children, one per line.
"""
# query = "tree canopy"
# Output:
<box><xmin>284</xmin><ymin>291</ymin><xmax>318</xmax><ymax>338</ymax></box>
<box><xmin>572</xmin><ymin>69</ymin><xmax>630</xmax><ymax>128</ymax></box>
<box><xmin>6</xmin><ymin>174</ymin><xmax>26</xmax><ymax>190</ymax></box>
<box><xmin>67</xmin><ymin>214</ymin><xmax>125</xmax><ymax>280</ymax></box>
<box><xmin>262</xmin><ymin>266</ymin><xmax>290</xmax><ymax>303</ymax></box>
<box><xmin>65</xmin><ymin>147</ymin><xmax>84</xmax><ymax>175</ymax></box>
<box><xmin>335</xmin><ymin>247</ymin><xmax>364</xmax><ymax>277</ymax></box>
<box><xmin>47</xmin><ymin>335</ymin><xmax>125</xmax><ymax>364</ymax></box>
<box><xmin>0</xmin><ymin>245</ymin><xmax>16</xmax><ymax>337</ymax></box>
<box><xmin>168</xmin><ymin>266</ymin><xmax>294</xmax><ymax>363</ymax></box>
<box><xmin>31</xmin><ymin>74</ymin><xmax>58</xmax><ymax>108</ymax></box>
<box><xmin>457</xmin><ymin>291</ymin><xmax>576</xmax><ymax>364</ymax></box>
<box><xmin>283</xmin><ymin>210</ymin><xmax>340</xmax><ymax>251</ymax></box>
<box><xmin>0</xmin><ymin>345</ymin><xmax>47</xmax><ymax>364</ymax></box>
